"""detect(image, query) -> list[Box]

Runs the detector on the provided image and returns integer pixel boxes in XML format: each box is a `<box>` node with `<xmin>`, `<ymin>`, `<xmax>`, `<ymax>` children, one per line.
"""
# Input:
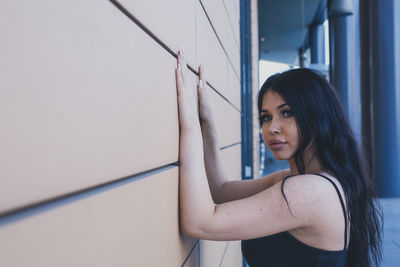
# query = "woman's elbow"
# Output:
<box><xmin>180</xmin><ymin>218</ymin><xmax>213</xmax><ymax>239</ymax></box>
<box><xmin>180</xmin><ymin>205</ymin><xmax>217</xmax><ymax>238</ymax></box>
<box><xmin>180</xmin><ymin>218</ymin><xmax>201</xmax><ymax>238</ymax></box>
<box><xmin>181</xmin><ymin>222</ymin><xmax>203</xmax><ymax>238</ymax></box>
<box><xmin>181</xmin><ymin>227</ymin><xmax>196</xmax><ymax>238</ymax></box>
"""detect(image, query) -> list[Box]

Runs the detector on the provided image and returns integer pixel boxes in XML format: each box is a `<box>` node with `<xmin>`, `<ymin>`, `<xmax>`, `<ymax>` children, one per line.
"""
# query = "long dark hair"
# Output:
<box><xmin>258</xmin><ymin>68</ymin><xmax>383</xmax><ymax>267</ymax></box>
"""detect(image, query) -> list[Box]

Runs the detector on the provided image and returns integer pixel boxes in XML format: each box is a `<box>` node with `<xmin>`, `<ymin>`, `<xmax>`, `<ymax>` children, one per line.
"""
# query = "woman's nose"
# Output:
<box><xmin>269</xmin><ymin>119</ymin><xmax>281</xmax><ymax>134</ymax></box>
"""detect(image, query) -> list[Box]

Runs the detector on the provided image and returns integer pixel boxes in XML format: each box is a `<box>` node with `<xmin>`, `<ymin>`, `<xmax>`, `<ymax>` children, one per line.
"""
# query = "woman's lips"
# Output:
<box><xmin>268</xmin><ymin>139</ymin><xmax>287</xmax><ymax>150</ymax></box>
<box><xmin>269</xmin><ymin>142</ymin><xmax>287</xmax><ymax>149</ymax></box>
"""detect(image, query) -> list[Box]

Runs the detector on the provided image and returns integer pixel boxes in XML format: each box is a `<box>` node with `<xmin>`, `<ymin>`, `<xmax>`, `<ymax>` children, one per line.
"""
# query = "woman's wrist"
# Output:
<box><xmin>200</xmin><ymin>115</ymin><xmax>217</xmax><ymax>131</ymax></box>
<box><xmin>180</xmin><ymin>121</ymin><xmax>202</xmax><ymax>134</ymax></box>
<box><xmin>201</xmin><ymin>124</ymin><xmax>219</xmax><ymax>150</ymax></box>
<box><xmin>201</xmin><ymin>122</ymin><xmax>217</xmax><ymax>138</ymax></box>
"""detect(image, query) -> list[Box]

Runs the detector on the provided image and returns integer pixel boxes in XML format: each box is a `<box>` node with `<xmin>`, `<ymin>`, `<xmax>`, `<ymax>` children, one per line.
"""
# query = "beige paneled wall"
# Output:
<box><xmin>0</xmin><ymin>0</ymin><xmax>180</xmax><ymax>213</ymax></box>
<box><xmin>0</xmin><ymin>0</ymin><xmax>242</xmax><ymax>266</ymax></box>
<box><xmin>0</xmin><ymin>167</ymin><xmax>198</xmax><ymax>267</ymax></box>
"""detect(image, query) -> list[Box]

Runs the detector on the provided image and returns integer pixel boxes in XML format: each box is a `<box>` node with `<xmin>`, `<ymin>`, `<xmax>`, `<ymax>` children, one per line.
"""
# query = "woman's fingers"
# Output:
<box><xmin>175</xmin><ymin>49</ymin><xmax>202</xmax><ymax>129</ymax></box>
<box><xmin>199</xmin><ymin>64</ymin><xmax>205</xmax><ymax>84</ymax></box>
<box><xmin>198</xmin><ymin>64</ymin><xmax>206</xmax><ymax>95</ymax></box>
<box><xmin>176</xmin><ymin>50</ymin><xmax>187</xmax><ymax>95</ymax></box>
<box><xmin>175</xmin><ymin>67</ymin><xmax>183</xmax><ymax>95</ymax></box>
<box><xmin>177</xmin><ymin>49</ymin><xmax>188</xmax><ymax>84</ymax></box>
<box><xmin>198</xmin><ymin>65</ymin><xmax>202</xmax><ymax>90</ymax></box>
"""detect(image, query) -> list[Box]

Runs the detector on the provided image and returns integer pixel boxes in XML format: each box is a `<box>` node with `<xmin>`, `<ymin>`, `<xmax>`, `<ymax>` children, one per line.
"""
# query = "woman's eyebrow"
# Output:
<box><xmin>261</xmin><ymin>103</ymin><xmax>288</xmax><ymax>113</ymax></box>
<box><xmin>277</xmin><ymin>103</ymin><xmax>288</xmax><ymax>109</ymax></box>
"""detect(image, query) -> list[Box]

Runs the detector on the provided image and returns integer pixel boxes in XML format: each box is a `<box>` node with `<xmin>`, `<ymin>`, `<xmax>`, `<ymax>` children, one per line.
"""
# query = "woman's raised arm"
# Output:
<box><xmin>196</xmin><ymin>59</ymin><xmax>291</xmax><ymax>204</ymax></box>
<box><xmin>175</xmin><ymin>49</ymin><xmax>315</xmax><ymax>241</ymax></box>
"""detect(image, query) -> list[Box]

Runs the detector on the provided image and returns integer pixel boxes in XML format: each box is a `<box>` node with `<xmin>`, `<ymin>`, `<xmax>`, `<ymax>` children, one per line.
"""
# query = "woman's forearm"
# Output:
<box><xmin>200</xmin><ymin>120</ymin><xmax>228</xmax><ymax>203</ymax></box>
<box><xmin>176</xmin><ymin>52</ymin><xmax>218</xmax><ymax>235</ymax></box>
<box><xmin>179</xmin><ymin>126</ymin><xmax>215</xmax><ymax>234</ymax></box>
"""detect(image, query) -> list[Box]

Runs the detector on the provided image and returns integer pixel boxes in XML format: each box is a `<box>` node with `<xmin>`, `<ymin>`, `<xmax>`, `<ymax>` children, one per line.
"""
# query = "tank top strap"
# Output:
<box><xmin>312</xmin><ymin>173</ymin><xmax>348</xmax><ymax>250</ymax></box>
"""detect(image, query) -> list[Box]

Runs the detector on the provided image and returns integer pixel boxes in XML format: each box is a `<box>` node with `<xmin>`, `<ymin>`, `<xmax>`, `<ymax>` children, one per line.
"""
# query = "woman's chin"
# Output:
<box><xmin>271</xmin><ymin>152</ymin><xmax>291</xmax><ymax>161</ymax></box>
<box><xmin>273</xmin><ymin>157</ymin><xmax>289</xmax><ymax>161</ymax></box>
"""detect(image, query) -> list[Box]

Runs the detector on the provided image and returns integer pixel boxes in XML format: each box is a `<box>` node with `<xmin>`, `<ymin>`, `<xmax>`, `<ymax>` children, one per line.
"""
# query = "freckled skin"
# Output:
<box><xmin>261</xmin><ymin>91</ymin><xmax>299</xmax><ymax>161</ymax></box>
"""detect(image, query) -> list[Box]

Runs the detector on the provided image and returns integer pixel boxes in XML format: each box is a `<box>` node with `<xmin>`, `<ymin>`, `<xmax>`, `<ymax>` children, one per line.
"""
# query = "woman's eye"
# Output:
<box><xmin>260</xmin><ymin>115</ymin><xmax>272</xmax><ymax>123</ymax></box>
<box><xmin>282</xmin><ymin>110</ymin><xmax>293</xmax><ymax>117</ymax></box>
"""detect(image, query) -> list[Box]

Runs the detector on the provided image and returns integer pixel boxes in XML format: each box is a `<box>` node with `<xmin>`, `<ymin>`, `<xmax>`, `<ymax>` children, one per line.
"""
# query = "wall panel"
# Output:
<box><xmin>0</xmin><ymin>167</ymin><xmax>196</xmax><ymax>267</ymax></box>
<box><xmin>200</xmin><ymin>240</ymin><xmax>242</xmax><ymax>267</ymax></box>
<box><xmin>0</xmin><ymin>0</ymin><xmax>180</xmax><ymax>213</ymax></box>
<box><xmin>200</xmin><ymin>0</ymin><xmax>227</xmax><ymax>45</ymax></box>
<box><xmin>226</xmin><ymin>36</ymin><xmax>241</xmax><ymax>79</ymax></box>
<box><xmin>198</xmin><ymin>0</ymin><xmax>240</xmax><ymax>106</ymax></box>
<box><xmin>227</xmin><ymin>62</ymin><xmax>241</xmax><ymax>109</ymax></box>
<box><xmin>208</xmin><ymin>86</ymin><xmax>241</xmax><ymax>147</ymax></box>
<box><xmin>196</xmin><ymin>0</ymin><xmax>228</xmax><ymax>102</ymax></box>
<box><xmin>183</xmin><ymin>242</ymin><xmax>200</xmax><ymax>267</ymax></box>
<box><xmin>224</xmin><ymin>0</ymin><xmax>240</xmax><ymax>46</ymax></box>
<box><xmin>221</xmin><ymin>144</ymin><xmax>242</xmax><ymax>180</ymax></box>
<box><xmin>220</xmin><ymin>241</ymin><xmax>243</xmax><ymax>267</ymax></box>
<box><xmin>116</xmin><ymin>0</ymin><xmax>197</xmax><ymax>68</ymax></box>
<box><xmin>200</xmin><ymin>240</ymin><xmax>228</xmax><ymax>267</ymax></box>
<box><xmin>201</xmin><ymin>0</ymin><xmax>240</xmax><ymax>77</ymax></box>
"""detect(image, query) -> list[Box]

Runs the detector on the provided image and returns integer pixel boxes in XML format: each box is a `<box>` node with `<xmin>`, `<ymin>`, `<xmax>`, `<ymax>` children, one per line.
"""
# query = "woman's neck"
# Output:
<box><xmin>288</xmin><ymin>148</ymin><xmax>324</xmax><ymax>175</ymax></box>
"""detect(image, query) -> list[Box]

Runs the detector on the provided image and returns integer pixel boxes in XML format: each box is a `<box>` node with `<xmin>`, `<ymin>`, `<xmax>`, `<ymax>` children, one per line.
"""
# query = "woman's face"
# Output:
<box><xmin>260</xmin><ymin>90</ymin><xmax>299</xmax><ymax>160</ymax></box>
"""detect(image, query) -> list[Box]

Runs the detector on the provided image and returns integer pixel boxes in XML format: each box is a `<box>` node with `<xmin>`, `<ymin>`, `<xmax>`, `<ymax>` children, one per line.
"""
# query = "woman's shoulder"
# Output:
<box><xmin>281</xmin><ymin>172</ymin><xmax>341</xmax><ymax>192</ymax></box>
<box><xmin>282</xmin><ymin>172</ymin><xmax>345</xmax><ymax>197</ymax></box>
<box><xmin>282</xmin><ymin>173</ymin><xmax>350</xmax><ymax>250</ymax></box>
<box><xmin>276</xmin><ymin>174</ymin><xmax>331</xmax><ymax>215</ymax></box>
<box><xmin>279</xmin><ymin>172</ymin><xmax>347</xmax><ymax>217</ymax></box>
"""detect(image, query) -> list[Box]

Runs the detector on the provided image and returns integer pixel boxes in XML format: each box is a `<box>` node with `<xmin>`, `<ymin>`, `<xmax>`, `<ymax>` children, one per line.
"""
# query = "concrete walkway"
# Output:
<box><xmin>380</xmin><ymin>198</ymin><xmax>400</xmax><ymax>267</ymax></box>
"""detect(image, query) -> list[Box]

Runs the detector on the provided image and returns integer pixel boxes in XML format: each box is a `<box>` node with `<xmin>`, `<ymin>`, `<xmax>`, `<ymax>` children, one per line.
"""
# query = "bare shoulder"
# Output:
<box><xmin>281</xmin><ymin>173</ymin><xmax>350</xmax><ymax>249</ymax></box>
<box><xmin>281</xmin><ymin>173</ymin><xmax>343</xmax><ymax>194</ymax></box>
<box><xmin>278</xmin><ymin>174</ymin><xmax>342</xmax><ymax>219</ymax></box>
<box><xmin>288</xmin><ymin>173</ymin><xmax>347</xmax><ymax>204</ymax></box>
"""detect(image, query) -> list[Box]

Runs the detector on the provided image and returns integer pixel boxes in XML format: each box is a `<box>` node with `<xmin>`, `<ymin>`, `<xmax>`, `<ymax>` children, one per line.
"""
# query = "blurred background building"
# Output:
<box><xmin>0</xmin><ymin>0</ymin><xmax>399</xmax><ymax>266</ymax></box>
<box><xmin>254</xmin><ymin>0</ymin><xmax>400</xmax><ymax>201</ymax></box>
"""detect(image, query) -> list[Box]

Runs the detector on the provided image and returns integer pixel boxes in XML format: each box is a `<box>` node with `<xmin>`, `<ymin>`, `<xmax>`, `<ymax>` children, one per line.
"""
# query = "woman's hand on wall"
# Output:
<box><xmin>175</xmin><ymin>49</ymin><xmax>200</xmax><ymax>131</ymax></box>
<box><xmin>197</xmin><ymin>64</ymin><xmax>214</xmax><ymax>126</ymax></box>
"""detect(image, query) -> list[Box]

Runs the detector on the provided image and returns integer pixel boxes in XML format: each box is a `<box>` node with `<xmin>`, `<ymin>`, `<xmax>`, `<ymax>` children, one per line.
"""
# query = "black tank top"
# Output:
<box><xmin>241</xmin><ymin>173</ymin><xmax>349</xmax><ymax>267</ymax></box>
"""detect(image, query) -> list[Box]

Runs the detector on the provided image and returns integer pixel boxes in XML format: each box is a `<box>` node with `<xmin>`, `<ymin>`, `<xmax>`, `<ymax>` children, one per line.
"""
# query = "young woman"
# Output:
<box><xmin>175</xmin><ymin>49</ymin><xmax>383</xmax><ymax>267</ymax></box>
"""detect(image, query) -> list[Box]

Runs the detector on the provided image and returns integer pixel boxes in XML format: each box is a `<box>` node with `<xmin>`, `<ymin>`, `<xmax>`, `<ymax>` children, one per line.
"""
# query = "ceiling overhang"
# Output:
<box><xmin>258</xmin><ymin>0</ymin><xmax>323</xmax><ymax>65</ymax></box>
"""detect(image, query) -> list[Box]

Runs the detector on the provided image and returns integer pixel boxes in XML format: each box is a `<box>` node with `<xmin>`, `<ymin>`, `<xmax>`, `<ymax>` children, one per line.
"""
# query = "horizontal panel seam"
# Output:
<box><xmin>207</xmin><ymin>81</ymin><xmax>241</xmax><ymax>112</ymax></box>
<box><xmin>181</xmin><ymin>239</ymin><xmax>200</xmax><ymax>267</ymax></box>
<box><xmin>108</xmin><ymin>0</ymin><xmax>174</xmax><ymax>58</ymax></box>
<box><xmin>220</xmin><ymin>142</ymin><xmax>241</xmax><ymax>150</ymax></box>
<box><xmin>109</xmin><ymin>0</ymin><xmax>240</xmax><ymax>112</ymax></box>
<box><xmin>0</xmin><ymin>163</ymin><xmax>178</xmax><ymax>225</ymax></box>
<box><xmin>0</xmin><ymin>139</ymin><xmax>240</xmax><ymax>224</ymax></box>
<box><xmin>219</xmin><ymin>241</ymin><xmax>230</xmax><ymax>267</ymax></box>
